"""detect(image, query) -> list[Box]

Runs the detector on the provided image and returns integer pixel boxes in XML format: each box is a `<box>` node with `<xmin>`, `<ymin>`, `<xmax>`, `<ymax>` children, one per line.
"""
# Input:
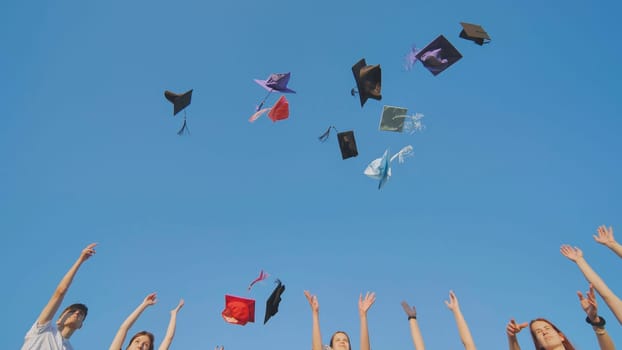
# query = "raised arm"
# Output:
<box><xmin>594</xmin><ymin>226</ymin><xmax>622</xmax><ymax>259</ymax></box>
<box><xmin>445</xmin><ymin>291</ymin><xmax>476</xmax><ymax>350</ymax></box>
<box><xmin>561</xmin><ymin>245</ymin><xmax>622</xmax><ymax>324</ymax></box>
<box><xmin>359</xmin><ymin>292</ymin><xmax>376</xmax><ymax>350</ymax></box>
<box><xmin>506</xmin><ymin>319</ymin><xmax>527</xmax><ymax>350</ymax></box>
<box><xmin>577</xmin><ymin>284</ymin><xmax>615</xmax><ymax>350</ymax></box>
<box><xmin>304</xmin><ymin>291</ymin><xmax>323</xmax><ymax>350</ymax></box>
<box><xmin>37</xmin><ymin>243</ymin><xmax>97</xmax><ymax>325</ymax></box>
<box><xmin>401</xmin><ymin>301</ymin><xmax>425</xmax><ymax>350</ymax></box>
<box><xmin>109</xmin><ymin>293</ymin><xmax>157</xmax><ymax>350</ymax></box>
<box><xmin>158</xmin><ymin>299</ymin><xmax>184</xmax><ymax>350</ymax></box>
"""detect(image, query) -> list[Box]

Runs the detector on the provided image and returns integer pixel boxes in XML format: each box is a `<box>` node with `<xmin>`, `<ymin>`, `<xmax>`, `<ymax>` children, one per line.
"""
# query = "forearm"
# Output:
<box><xmin>575</xmin><ymin>259</ymin><xmax>622</xmax><ymax>324</ymax></box>
<box><xmin>37</xmin><ymin>257</ymin><xmax>85</xmax><ymax>324</ymax></box>
<box><xmin>158</xmin><ymin>314</ymin><xmax>178</xmax><ymax>350</ymax></box>
<box><xmin>408</xmin><ymin>319</ymin><xmax>425</xmax><ymax>350</ymax></box>
<box><xmin>109</xmin><ymin>304</ymin><xmax>149</xmax><ymax>350</ymax></box>
<box><xmin>452</xmin><ymin>310</ymin><xmax>476</xmax><ymax>350</ymax></box>
<box><xmin>311</xmin><ymin>312</ymin><xmax>322</xmax><ymax>350</ymax></box>
<box><xmin>594</xmin><ymin>327</ymin><xmax>616</xmax><ymax>350</ymax></box>
<box><xmin>606</xmin><ymin>242</ymin><xmax>622</xmax><ymax>260</ymax></box>
<box><xmin>360</xmin><ymin>314</ymin><xmax>371</xmax><ymax>350</ymax></box>
<box><xmin>58</xmin><ymin>257</ymin><xmax>85</xmax><ymax>293</ymax></box>
<box><xmin>508</xmin><ymin>336</ymin><xmax>521</xmax><ymax>350</ymax></box>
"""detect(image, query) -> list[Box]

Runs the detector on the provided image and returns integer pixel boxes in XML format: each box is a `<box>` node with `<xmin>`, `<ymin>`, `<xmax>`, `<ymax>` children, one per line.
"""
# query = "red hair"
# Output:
<box><xmin>529</xmin><ymin>318</ymin><xmax>575</xmax><ymax>350</ymax></box>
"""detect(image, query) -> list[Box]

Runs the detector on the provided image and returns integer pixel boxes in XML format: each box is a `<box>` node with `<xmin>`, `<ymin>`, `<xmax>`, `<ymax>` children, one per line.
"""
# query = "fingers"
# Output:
<box><xmin>401</xmin><ymin>300</ymin><xmax>415</xmax><ymax>316</ymax></box>
<box><xmin>145</xmin><ymin>292</ymin><xmax>157</xmax><ymax>305</ymax></box>
<box><xmin>82</xmin><ymin>243</ymin><xmax>98</xmax><ymax>258</ymax></box>
<box><xmin>577</xmin><ymin>291</ymin><xmax>585</xmax><ymax>301</ymax></box>
<box><xmin>560</xmin><ymin>244</ymin><xmax>571</xmax><ymax>256</ymax></box>
<box><xmin>177</xmin><ymin>298</ymin><xmax>185</xmax><ymax>310</ymax></box>
<box><xmin>506</xmin><ymin>318</ymin><xmax>528</xmax><ymax>336</ymax></box>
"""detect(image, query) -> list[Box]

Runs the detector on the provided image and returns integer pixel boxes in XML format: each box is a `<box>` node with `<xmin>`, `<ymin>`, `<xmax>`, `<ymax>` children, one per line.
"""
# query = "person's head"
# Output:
<box><xmin>56</xmin><ymin>303</ymin><xmax>88</xmax><ymax>330</ymax></box>
<box><xmin>126</xmin><ymin>331</ymin><xmax>154</xmax><ymax>350</ymax></box>
<box><xmin>529</xmin><ymin>318</ymin><xmax>575</xmax><ymax>350</ymax></box>
<box><xmin>330</xmin><ymin>331</ymin><xmax>351</xmax><ymax>350</ymax></box>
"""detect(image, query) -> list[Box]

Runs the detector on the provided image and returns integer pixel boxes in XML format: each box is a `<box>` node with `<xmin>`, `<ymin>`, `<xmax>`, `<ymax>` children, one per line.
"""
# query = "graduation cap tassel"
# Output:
<box><xmin>256</xmin><ymin>90</ymin><xmax>273</xmax><ymax>111</ymax></box>
<box><xmin>318</xmin><ymin>126</ymin><xmax>336</xmax><ymax>142</ymax></box>
<box><xmin>177</xmin><ymin>113</ymin><xmax>189</xmax><ymax>136</ymax></box>
<box><xmin>391</xmin><ymin>145</ymin><xmax>414</xmax><ymax>164</ymax></box>
<box><xmin>400</xmin><ymin>113</ymin><xmax>425</xmax><ymax>134</ymax></box>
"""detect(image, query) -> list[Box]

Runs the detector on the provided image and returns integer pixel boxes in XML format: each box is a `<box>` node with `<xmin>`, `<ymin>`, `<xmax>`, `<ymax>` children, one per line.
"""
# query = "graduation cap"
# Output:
<box><xmin>351</xmin><ymin>58</ymin><xmax>382</xmax><ymax>107</ymax></box>
<box><xmin>254</xmin><ymin>72</ymin><xmax>296</xmax><ymax>111</ymax></box>
<box><xmin>249</xmin><ymin>95</ymin><xmax>290</xmax><ymax>123</ymax></box>
<box><xmin>379</xmin><ymin>106</ymin><xmax>425</xmax><ymax>134</ymax></box>
<box><xmin>364</xmin><ymin>146</ymin><xmax>414</xmax><ymax>189</ymax></box>
<box><xmin>222</xmin><ymin>295</ymin><xmax>255</xmax><ymax>326</ymax></box>
<box><xmin>459</xmin><ymin>22</ymin><xmax>491</xmax><ymax>46</ymax></box>
<box><xmin>415</xmin><ymin>35</ymin><xmax>462</xmax><ymax>76</ymax></box>
<box><xmin>337</xmin><ymin>131</ymin><xmax>358</xmax><ymax>159</ymax></box>
<box><xmin>254</xmin><ymin>72</ymin><xmax>296</xmax><ymax>93</ymax></box>
<box><xmin>318</xmin><ymin>127</ymin><xmax>358</xmax><ymax>160</ymax></box>
<box><xmin>264</xmin><ymin>279</ymin><xmax>285</xmax><ymax>324</ymax></box>
<box><xmin>164</xmin><ymin>89</ymin><xmax>193</xmax><ymax>135</ymax></box>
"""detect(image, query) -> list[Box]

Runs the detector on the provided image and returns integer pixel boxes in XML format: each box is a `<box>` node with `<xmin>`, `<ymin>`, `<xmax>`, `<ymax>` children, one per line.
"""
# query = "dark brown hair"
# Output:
<box><xmin>330</xmin><ymin>331</ymin><xmax>351</xmax><ymax>350</ymax></box>
<box><xmin>126</xmin><ymin>331</ymin><xmax>154</xmax><ymax>350</ymax></box>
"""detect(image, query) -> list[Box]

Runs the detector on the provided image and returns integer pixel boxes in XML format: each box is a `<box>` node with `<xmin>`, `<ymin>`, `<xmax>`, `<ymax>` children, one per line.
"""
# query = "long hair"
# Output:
<box><xmin>529</xmin><ymin>318</ymin><xmax>575</xmax><ymax>350</ymax></box>
<box><xmin>126</xmin><ymin>331</ymin><xmax>155</xmax><ymax>350</ymax></box>
<box><xmin>330</xmin><ymin>331</ymin><xmax>352</xmax><ymax>350</ymax></box>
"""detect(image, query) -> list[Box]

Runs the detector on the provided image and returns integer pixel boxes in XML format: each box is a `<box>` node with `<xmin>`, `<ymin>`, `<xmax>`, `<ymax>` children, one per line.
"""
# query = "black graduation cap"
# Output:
<box><xmin>415</xmin><ymin>35</ymin><xmax>462</xmax><ymax>76</ymax></box>
<box><xmin>459</xmin><ymin>22</ymin><xmax>491</xmax><ymax>46</ymax></box>
<box><xmin>164</xmin><ymin>89</ymin><xmax>193</xmax><ymax>135</ymax></box>
<box><xmin>318</xmin><ymin>127</ymin><xmax>359</xmax><ymax>160</ymax></box>
<box><xmin>337</xmin><ymin>130</ymin><xmax>358</xmax><ymax>160</ymax></box>
<box><xmin>164</xmin><ymin>89</ymin><xmax>193</xmax><ymax>115</ymax></box>
<box><xmin>351</xmin><ymin>58</ymin><xmax>381</xmax><ymax>107</ymax></box>
<box><xmin>264</xmin><ymin>279</ymin><xmax>285</xmax><ymax>324</ymax></box>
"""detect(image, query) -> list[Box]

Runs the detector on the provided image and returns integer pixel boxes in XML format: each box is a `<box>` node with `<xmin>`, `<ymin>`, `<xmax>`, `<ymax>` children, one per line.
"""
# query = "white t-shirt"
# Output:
<box><xmin>21</xmin><ymin>321</ymin><xmax>73</xmax><ymax>350</ymax></box>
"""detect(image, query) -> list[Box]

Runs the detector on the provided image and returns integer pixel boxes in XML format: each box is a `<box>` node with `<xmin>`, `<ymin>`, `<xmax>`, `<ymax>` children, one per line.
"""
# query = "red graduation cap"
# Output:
<box><xmin>249</xmin><ymin>95</ymin><xmax>290</xmax><ymax>123</ymax></box>
<box><xmin>267</xmin><ymin>95</ymin><xmax>289</xmax><ymax>122</ymax></box>
<box><xmin>222</xmin><ymin>295</ymin><xmax>255</xmax><ymax>326</ymax></box>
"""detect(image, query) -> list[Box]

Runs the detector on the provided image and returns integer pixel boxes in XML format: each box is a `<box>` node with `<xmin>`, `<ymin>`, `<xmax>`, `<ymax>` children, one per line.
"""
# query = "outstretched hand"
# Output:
<box><xmin>444</xmin><ymin>290</ymin><xmax>459</xmax><ymax>311</ymax></box>
<box><xmin>79</xmin><ymin>243</ymin><xmax>97</xmax><ymax>262</ymax></box>
<box><xmin>506</xmin><ymin>319</ymin><xmax>528</xmax><ymax>337</ymax></box>
<box><xmin>560</xmin><ymin>245</ymin><xmax>583</xmax><ymax>262</ymax></box>
<box><xmin>304</xmin><ymin>290</ymin><xmax>319</xmax><ymax>313</ymax></box>
<box><xmin>401</xmin><ymin>301</ymin><xmax>417</xmax><ymax>318</ymax></box>
<box><xmin>172</xmin><ymin>299</ymin><xmax>184</xmax><ymax>314</ymax></box>
<box><xmin>359</xmin><ymin>292</ymin><xmax>376</xmax><ymax>316</ymax></box>
<box><xmin>142</xmin><ymin>293</ymin><xmax>157</xmax><ymax>307</ymax></box>
<box><xmin>578</xmin><ymin>284</ymin><xmax>598</xmax><ymax>321</ymax></box>
<box><xmin>594</xmin><ymin>225</ymin><xmax>615</xmax><ymax>247</ymax></box>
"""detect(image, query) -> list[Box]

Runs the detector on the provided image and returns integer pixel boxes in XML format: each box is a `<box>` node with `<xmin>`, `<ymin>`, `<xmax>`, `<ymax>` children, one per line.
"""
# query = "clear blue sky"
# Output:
<box><xmin>2</xmin><ymin>0</ymin><xmax>622</xmax><ymax>349</ymax></box>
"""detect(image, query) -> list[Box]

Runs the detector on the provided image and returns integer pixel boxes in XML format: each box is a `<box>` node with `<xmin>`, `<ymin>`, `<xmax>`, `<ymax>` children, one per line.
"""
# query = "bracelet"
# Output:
<box><xmin>408</xmin><ymin>315</ymin><xmax>417</xmax><ymax>320</ymax></box>
<box><xmin>594</xmin><ymin>328</ymin><xmax>607</xmax><ymax>336</ymax></box>
<box><xmin>585</xmin><ymin>315</ymin><xmax>606</xmax><ymax>328</ymax></box>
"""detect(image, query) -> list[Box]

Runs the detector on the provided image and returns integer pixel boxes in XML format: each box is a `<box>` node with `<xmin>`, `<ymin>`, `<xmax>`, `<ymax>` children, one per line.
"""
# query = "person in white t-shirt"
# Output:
<box><xmin>21</xmin><ymin>243</ymin><xmax>97</xmax><ymax>350</ymax></box>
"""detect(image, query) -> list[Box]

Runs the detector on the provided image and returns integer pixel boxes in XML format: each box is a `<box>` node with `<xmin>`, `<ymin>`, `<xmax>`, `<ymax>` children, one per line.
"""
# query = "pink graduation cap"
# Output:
<box><xmin>254</xmin><ymin>72</ymin><xmax>296</xmax><ymax>93</ymax></box>
<box><xmin>249</xmin><ymin>95</ymin><xmax>290</xmax><ymax>123</ymax></box>
<box><xmin>412</xmin><ymin>35</ymin><xmax>462</xmax><ymax>76</ymax></box>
